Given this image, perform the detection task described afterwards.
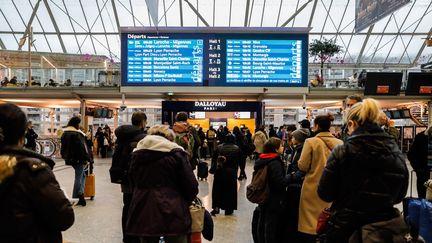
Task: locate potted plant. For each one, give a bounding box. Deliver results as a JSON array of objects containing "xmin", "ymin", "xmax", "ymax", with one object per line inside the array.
[{"xmin": 309, "ymin": 38, "xmax": 343, "ymax": 86}]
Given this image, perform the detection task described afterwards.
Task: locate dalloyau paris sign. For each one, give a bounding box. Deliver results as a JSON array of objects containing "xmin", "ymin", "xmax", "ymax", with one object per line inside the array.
[{"xmin": 194, "ymin": 101, "xmax": 227, "ymax": 110}]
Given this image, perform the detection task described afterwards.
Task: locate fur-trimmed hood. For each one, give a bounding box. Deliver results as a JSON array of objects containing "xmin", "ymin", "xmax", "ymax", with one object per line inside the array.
[
  {"xmin": 62, "ymin": 126, "xmax": 86, "ymax": 137},
  {"xmin": 134, "ymin": 135, "xmax": 184, "ymax": 153}
]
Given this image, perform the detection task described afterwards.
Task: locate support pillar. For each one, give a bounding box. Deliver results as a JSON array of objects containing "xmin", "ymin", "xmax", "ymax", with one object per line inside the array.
[
  {"xmin": 80, "ymin": 99, "xmax": 87, "ymax": 132},
  {"xmin": 428, "ymin": 101, "xmax": 432, "ymax": 127},
  {"xmin": 114, "ymin": 109, "xmax": 119, "ymax": 130}
]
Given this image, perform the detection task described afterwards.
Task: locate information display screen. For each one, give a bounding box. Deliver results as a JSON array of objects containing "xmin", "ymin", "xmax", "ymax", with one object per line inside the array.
[{"xmin": 121, "ymin": 28, "xmax": 308, "ymax": 87}]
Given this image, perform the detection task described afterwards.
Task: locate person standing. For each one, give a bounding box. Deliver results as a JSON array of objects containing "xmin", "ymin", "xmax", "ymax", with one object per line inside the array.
[
  {"xmin": 0, "ymin": 103, "xmax": 74, "ymax": 243},
  {"xmin": 210, "ymin": 134, "xmax": 241, "ymax": 216},
  {"xmin": 297, "ymin": 114, "xmax": 343, "ymax": 243},
  {"xmin": 255, "ymin": 137, "xmax": 289, "ymax": 243},
  {"xmin": 24, "ymin": 121, "xmax": 38, "ymax": 151},
  {"xmin": 318, "ymin": 99, "xmax": 408, "ymax": 242},
  {"xmin": 341, "ymin": 95, "xmax": 363, "ymax": 142},
  {"xmin": 253, "ymin": 126, "xmax": 268, "ymax": 156},
  {"xmin": 285, "ymin": 128, "xmax": 310, "ymax": 243},
  {"xmin": 95, "ymin": 127, "xmax": 104, "ymax": 156},
  {"xmin": 269, "ymin": 125, "xmax": 277, "ymax": 138},
  {"xmin": 61, "ymin": 116, "xmax": 91, "ymax": 206},
  {"xmin": 207, "ymin": 126, "xmax": 217, "ymax": 158},
  {"xmin": 197, "ymin": 127, "xmax": 206, "ymax": 159},
  {"xmin": 126, "ymin": 125, "xmax": 198, "ymax": 243},
  {"xmin": 173, "ymin": 112, "xmax": 201, "ymax": 170},
  {"xmin": 233, "ymin": 126, "xmax": 248, "ymax": 180},
  {"xmin": 408, "ymin": 125, "xmax": 432, "ymax": 199},
  {"xmin": 111, "ymin": 112, "xmax": 147, "ymax": 243}
]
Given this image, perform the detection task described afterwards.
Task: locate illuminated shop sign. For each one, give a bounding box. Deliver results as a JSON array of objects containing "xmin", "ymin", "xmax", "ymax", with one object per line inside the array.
[{"xmin": 194, "ymin": 101, "xmax": 227, "ymax": 110}]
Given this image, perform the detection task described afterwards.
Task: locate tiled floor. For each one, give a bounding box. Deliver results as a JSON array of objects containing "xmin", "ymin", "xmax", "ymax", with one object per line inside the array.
[{"xmin": 55, "ymin": 157, "xmax": 417, "ymax": 243}]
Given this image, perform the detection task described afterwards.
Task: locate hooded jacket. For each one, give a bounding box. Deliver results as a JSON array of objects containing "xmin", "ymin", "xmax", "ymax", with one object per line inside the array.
[
  {"xmin": 110, "ymin": 125, "xmax": 145, "ymax": 187},
  {"xmin": 126, "ymin": 135, "xmax": 199, "ymax": 237},
  {"xmin": 60, "ymin": 126, "xmax": 90, "ymax": 165},
  {"xmin": 0, "ymin": 147, "xmax": 74, "ymax": 243}
]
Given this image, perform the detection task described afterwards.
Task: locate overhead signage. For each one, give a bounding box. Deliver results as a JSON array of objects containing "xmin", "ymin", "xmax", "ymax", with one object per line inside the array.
[
  {"xmin": 121, "ymin": 28, "xmax": 309, "ymax": 87},
  {"xmin": 194, "ymin": 101, "xmax": 227, "ymax": 111},
  {"xmin": 355, "ymin": 0, "xmax": 410, "ymax": 33}
]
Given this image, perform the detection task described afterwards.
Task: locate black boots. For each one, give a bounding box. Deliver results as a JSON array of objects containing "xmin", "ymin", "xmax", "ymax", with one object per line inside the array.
[{"xmin": 76, "ymin": 195, "xmax": 86, "ymax": 206}]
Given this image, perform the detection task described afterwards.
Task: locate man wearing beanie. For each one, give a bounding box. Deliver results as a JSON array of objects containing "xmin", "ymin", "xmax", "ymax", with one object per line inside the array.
[{"xmin": 285, "ymin": 128, "xmax": 310, "ymax": 242}]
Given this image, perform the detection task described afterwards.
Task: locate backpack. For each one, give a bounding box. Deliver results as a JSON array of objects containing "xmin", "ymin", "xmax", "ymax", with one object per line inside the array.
[
  {"xmin": 175, "ymin": 131, "xmax": 195, "ymax": 159},
  {"xmin": 207, "ymin": 129, "xmax": 216, "ymax": 139},
  {"xmin": 246, "ymin": 165, "xmax": 270, "ymax": 204}
]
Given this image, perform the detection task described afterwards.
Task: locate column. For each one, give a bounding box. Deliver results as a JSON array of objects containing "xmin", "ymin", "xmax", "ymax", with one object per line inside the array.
[
  {"xmin": 114, "ymin": 109, "xmax": 119, "ymax": 130},
  {"xmin": 428, "ymin": 101, "xmax": 432, "ymax": 127},
  {"xmin": 80, "ymin": 99, "xmax": 87, "ymax": 132}
]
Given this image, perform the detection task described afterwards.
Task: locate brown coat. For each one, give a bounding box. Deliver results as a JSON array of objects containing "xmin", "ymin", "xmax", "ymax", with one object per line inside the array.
[{"xmin": 297, "ymin": 132, "xmax": 343, "ymax": 235}]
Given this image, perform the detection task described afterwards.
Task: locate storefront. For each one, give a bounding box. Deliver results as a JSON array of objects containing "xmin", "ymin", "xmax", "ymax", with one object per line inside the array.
[{"xmin": 162, "ymin": 101, "xmax": 264, "ymax": 132}]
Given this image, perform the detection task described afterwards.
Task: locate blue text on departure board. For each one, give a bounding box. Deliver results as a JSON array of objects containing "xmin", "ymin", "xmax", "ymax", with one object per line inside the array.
[
  {"xmin": 127, "ymin": 39, "xmax": 203, "ymax": 83},
  {"xmin": 226, "ymin": 40, "xmax": 302, "ymax": 84}
]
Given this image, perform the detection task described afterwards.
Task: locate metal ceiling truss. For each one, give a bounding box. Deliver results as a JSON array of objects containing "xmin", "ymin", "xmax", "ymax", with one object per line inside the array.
[
  {"xmin": 0, "ymin": 9, "xmax": 20, "ymax": 46},
  {"xmin": 0, "ymin": 38, "xmax": 6, "ymax": 49},
  {"xmin": 96, "ymin": 0, "xmax": 112, "ymax": 60},
  {"xmin": 16, "ymin": 0, "xmax": 41, "ymax": 51},
  {"xmin": 43, "ymin": 0, "xmax": 66, "ymax": 53},
  {"xmin": 280, "ymin": 0, "xmax": 312, "ymax": 27},
  {"xmin": 28, "ymin": 0, "xmax": 52, "ymax": 52},
  {"xmin": 369, "ymin": 14, "xmax": 393, "ymax": 62},
  {"xmin": 319, "ymin": 0, "xmax": 333, "ymax": 41},
  {"xmin": 398, "ymin": 1, "xmax": 432, "ymax": 64},
  {"xmin": 248, "ymin": 0, "xmax": 255, "ymax": 27},
  {"xmin": 162, "ymin": 0, "xmax": 168, "ymax": 26},
  {"xmin": 213, "ymin": 0, "xmax": 216, "ymax": 26},
  {"xmin": 383, "ymin": 2, "xmax": 416, "ymax": 64},
  {"xmin": 356, "ymin": 25, "xmax": 374, "ymax": 65},
  {"xmin": 78, "ymin": 0, "xmax": 97, "ymax": 54},
  {"xmin": 308, "ymin": 0, "xmax": 318, "ymax": 28},
  {"xmin": 179, "ymin": 0, "xmax": 184, "ymax": 27},
  {"xmin": 110, "ymin": 0, "xmax": 121, "ymax": 37},
  {"xmin": 129, "ymin": 0, "xmax": 136, "ymax": 26},
  {"xmin": 229, "ymin": 0, "xmax": 233, "ymax": 27},
  {"xmin": 61, "ymin": 0, "xmax": 81, "ymax": 54},
  {"xmin": 183, "ymin": 0, "xmax": 210, "ymax": 27},
  {"xmin": 292, "ymin": 0, "xmax": 300, "ymax": 27},
  {"xmin": 260, "ymin": 0, "xmax": 267, "ymax": 27},
  {"xmin": 275, "ymin": 0, "xmax": 283, "ymax": 27}
]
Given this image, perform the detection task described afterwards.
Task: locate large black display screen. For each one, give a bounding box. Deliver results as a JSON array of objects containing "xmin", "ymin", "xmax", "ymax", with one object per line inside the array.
[{"xmin": 121, "ymin": 28, "xmax": 308, "ymax": 87}]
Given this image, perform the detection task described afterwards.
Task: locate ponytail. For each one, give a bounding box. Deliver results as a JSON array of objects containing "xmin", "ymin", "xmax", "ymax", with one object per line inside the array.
[
  {"xmin": 347, "ymin": 98, "xmax": 381, "ymax": 125},
  {"xmin": 314, "ymin": 113, "xmax": 335, "ymax": 132}
]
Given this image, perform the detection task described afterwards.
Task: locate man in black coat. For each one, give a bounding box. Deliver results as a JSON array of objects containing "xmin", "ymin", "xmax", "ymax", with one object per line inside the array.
[
  {"xmin": 408, "ymin": 127, "xmax": 432, "ymax": 198},
  {"xmin": 24, "ymin": 121, "xmax": 38, "ymax": 151},
  {"xmin": 110, "ymin": 112, "xmax": 147, "ymax": 243}
]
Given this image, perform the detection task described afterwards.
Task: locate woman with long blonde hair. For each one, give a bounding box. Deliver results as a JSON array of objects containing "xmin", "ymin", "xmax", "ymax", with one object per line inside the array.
[{"xmin": 317, "ymin": 98, "xmax": 408, "ymax": 243}]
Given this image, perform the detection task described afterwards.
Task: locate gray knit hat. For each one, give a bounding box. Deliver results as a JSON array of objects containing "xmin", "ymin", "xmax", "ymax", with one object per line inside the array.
[{"xmin": 292, "ymin": 128, "xmax": 310, "ymax": 143}]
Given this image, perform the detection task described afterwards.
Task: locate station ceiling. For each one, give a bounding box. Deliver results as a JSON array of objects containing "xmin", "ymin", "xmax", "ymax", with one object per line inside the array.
[{"xmin": 0, "ymin": 0, "xmax": 432, "ymax": 68}]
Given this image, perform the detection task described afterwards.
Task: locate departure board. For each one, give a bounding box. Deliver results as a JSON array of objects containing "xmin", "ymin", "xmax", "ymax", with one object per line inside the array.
[{"xmin": 121, "ymin": 28, "xmax": 309, "ymax": 87}]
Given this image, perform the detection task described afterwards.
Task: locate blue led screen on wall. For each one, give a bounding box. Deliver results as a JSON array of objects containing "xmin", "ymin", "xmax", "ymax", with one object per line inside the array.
[{"xmin": 121, "ymin": 28, "xmax": 309, "ymax": 87}]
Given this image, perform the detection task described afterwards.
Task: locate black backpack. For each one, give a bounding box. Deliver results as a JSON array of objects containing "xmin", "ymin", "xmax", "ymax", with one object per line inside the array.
[{"xmin": 110, "ymin": 133, "xmax": 144, "ymax": 184}]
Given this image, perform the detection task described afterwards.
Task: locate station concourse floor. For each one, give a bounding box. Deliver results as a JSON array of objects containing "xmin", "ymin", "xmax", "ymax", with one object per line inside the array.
[{"xmin": 55, "ymin": 157, "xmax": 416, "ymax": 243}]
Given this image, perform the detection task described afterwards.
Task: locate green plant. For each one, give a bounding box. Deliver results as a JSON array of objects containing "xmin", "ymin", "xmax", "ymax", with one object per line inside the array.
[{"xmin": 309, "ymin": 38, "xmax": 343, "ymax": 85}]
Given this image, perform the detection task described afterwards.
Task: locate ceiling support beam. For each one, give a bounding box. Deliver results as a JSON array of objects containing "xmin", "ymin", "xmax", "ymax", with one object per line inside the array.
[
  {"xmin": 244, "ymin": 0, "xmax": 251, "ymax": 27},
  {"xmin": 319, "ymin": 0, "xmax": 333, "ymax": 40},
  {"xmin": 96, "ymin": 0, "xmax": 112, "ymax": 60},
  {"xmin": 78, "ymin": 0, "xmax": 97, "ymax": 54},
  {"xmin": 0, "ymin": 9, "xmax": 19, "ymax": 46},
  {"xmin": 183, "ymin": 0, "xmax": 210, "ymax": 27},
  {"xmin": 275, "ymin": 0, "xmax": 283, "ymax": 26},
  {"xmin": 179, "ymin": 0, "xmax": 184, "ymax": 27},
  {"xmin": 260, "ymin": 0, "xmax": 267, "ymax": 27},
  {"xmin": 111, "ymin": 0, "xmax": 121, "ymax": 37},
  {"xmin": 308, "ymin": 0, "xmax": 318, "ymax": 28},
  {"xmin": 0, "ymin": 38, "xmax": 6, "ymax": 49},
  {"xmin": 356, "ymin": 25, "xmax": 374, "ymax": 65},
  {"xmin": 280, "ymin": 0, "xmax": 312, "ymax": 27},
  {"xmin": 370, "ymin": 14, "xmax": 393, "ymax": 62},
  {"xmin": 413, "ymin": 27, "xmax": 432, "ymax": 65},
  {"xmin": 29, "ymin": 0, "xmax": 52, "ymax": 52},
  {"xmin": 43, "ymin": 0, "xmax": 66, "ymax": 53},
  {"xmin": 18, "ymin": 0, "xmax": 41, "ymax": 50}
]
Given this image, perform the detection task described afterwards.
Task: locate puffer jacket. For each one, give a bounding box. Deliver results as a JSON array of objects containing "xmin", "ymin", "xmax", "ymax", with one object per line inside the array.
[
  {"xmin": 211, "ymin": 143, "xmax": 241, "ymax": 172},
  {"xmin": 126, "ymin": 135, "xmax": 199, "ymax": 237},
  {"xmin": 254, "ymin": 153, "xmax": 288, "ymax": 210},
  {"xmin": 60, "ymin": 126, "xmax": 90, "ymax": 165},
  {"xmin": 0, "ymin": 147, "xmax": 74, "ymax": 243},
  {"xmin": 110, "ymin": 125, "xmax": 145, "ymax": 187},
  {"xmin": 318, "ymin": 123, "xmax": 408, "ymax": 240}
]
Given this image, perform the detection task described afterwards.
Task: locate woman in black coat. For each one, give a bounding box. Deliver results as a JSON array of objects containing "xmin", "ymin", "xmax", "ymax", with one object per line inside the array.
[
  {"xmin": 233, "ymin": 126, "xmax": 248, "ymax": 180},
  {"xmin": 0, "ymin": 103, "xmax": 74, "ymax": 243},
  {"xmin": 255, "ymin": 137, "xmax": 289, "ymax": 243},
  {"xmin": 210, "ymin": 134, "xmax": 241, "ymax": 216},
  {"xmin": 318, "ymin": 99, "xmax": 408, "ymax": 243},
  {"xmin": 127, "ymin": 125, "xmax": 198, "ymax": 242}
]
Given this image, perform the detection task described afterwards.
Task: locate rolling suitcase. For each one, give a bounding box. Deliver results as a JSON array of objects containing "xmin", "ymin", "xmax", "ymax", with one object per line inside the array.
[
  {"xmin": 197, "ymin": 161, "xmax": 208, "ymax": 180},
  {"xmin": 84, "ymin": 166, "xmax": 95, "ymax": 200}
]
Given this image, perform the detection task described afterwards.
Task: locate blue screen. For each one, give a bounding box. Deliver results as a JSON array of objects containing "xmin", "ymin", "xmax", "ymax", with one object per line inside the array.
[{"xmin": 121, "ymin": 30, "xmax": 308, "ymax": 87}]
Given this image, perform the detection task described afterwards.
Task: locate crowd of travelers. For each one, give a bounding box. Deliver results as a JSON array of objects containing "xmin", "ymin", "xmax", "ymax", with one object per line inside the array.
[{"xmin": 0, "ymin": 94, "xmax": 431, "ymax": 243}]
